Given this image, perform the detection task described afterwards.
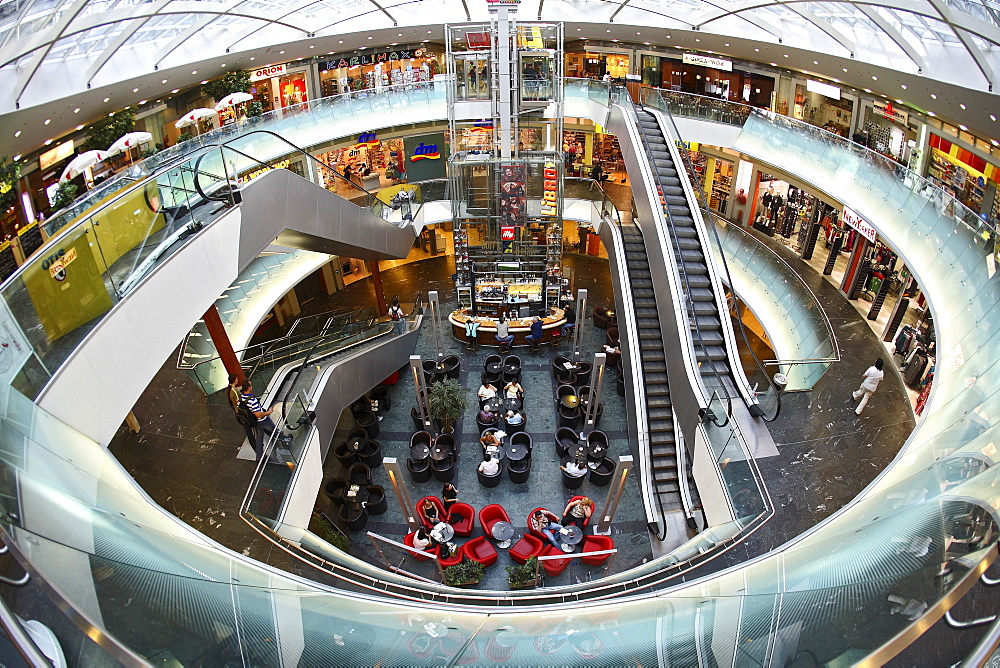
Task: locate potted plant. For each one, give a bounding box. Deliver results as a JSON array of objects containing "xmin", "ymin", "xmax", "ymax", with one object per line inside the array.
[
  {"xmin": 427, "ymin": 377, "xmax": 467, "ymax": 433},
  {"xmin": 444, "ymin": 558, "xmax": 484, "ymax": 587},
  {"xmin": 507, "ymin": 557, "xmax": 540, "ymax": 590}
]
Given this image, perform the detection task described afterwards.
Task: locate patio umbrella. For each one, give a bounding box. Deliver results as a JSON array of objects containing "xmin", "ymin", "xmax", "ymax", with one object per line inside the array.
[
  {"xmin": 59, "ymin": 150, "xmax": 108, "ymax": 182},
  {"xmin": 214, "ymin": 92, "xmax": 254, "ymax": 110},
  {"xmin": 174, "ymin": 107, "xmax": 218, "ymax": 134},
  {"xmin": 107, "ymin": 131, "xmax": 153, "ymax": 165}
]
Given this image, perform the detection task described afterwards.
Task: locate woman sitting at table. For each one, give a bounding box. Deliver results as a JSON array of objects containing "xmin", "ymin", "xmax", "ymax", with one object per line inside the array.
[
  {"xmin": 478, "ymin": 381, "xmax": 498, "ymax": 402},
  {"xmin": 480, "ymin": 429, "xmax": 501, "ymax": 452},
  {"xmin": 561, "ymin": 497, "xmax": 595, "ymax": 527},
  {"xmin": 533, "ymin": 509, "xmax": 564, "ymax": 549},
  {"xmin": 421, "ymin": 498, "xmax": 442, "ymax": 526},
  {"xmin": 504, "ymin": 380, "xmax": 524, "ymax": 400},
  {"xmin": 478, "ymin": 453, "xmax": 500, "ymax": 476},
  {"xmin": 412, "ymin": 527, "xmax": 437, "ymax": 551}
]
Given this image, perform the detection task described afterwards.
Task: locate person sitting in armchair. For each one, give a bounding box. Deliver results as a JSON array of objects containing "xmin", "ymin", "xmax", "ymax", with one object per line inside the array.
[
  {"xmin": 478, "ymin": 381, "xmax": 498, "ymax": 403},
  {"xmin": 504, "ymin": 380, "xmax": 524, "ymax": 400},
  {"xmin": 532, "ymin": 509, "xmax": 564, "ymax": 549},
  {"xmin": 561, "ymin": 497, "xmax": 595, "ymax": 527},
  {"xmin": 477, "ymin": 406, "xmax": 499, "ymax": 425}
]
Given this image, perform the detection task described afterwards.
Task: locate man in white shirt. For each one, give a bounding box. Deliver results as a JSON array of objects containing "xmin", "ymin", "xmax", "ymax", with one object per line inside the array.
[
  {"xmin": 852, "ymin": 358, "xmax": 884, "ymax": 415},
  {"xmin": 561, "ymin": 459, "xmax": 587, "ymax": 478},
  {"xmin": 478, "ymin": 382, "xmax": 497, "ymax": 402},
  {"xmin": 478, "ymin": 454, "xmax": 499, "ymax": 476}
]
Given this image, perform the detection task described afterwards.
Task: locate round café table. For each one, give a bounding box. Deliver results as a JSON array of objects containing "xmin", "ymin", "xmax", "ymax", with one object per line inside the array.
[
  {"xmin": 503, "ymin": 397, "xmax": 522, "ymax": 412},
  {"xmin": 410, "ymin": 442, "xmax": 431, "ymax": 461},
  {"xmin": 559, "ymin": 524, "xmax": 583, "ymax": 552},
  {"xmin": 505, "ymin": 442, "xmax": 528, "ymax": 462},
  {"xmin": 567, "ymin": 443, "xmax": 587, "ymax": 461},
  {"xmin": 502, "ymin": 363, "xmax": 519, "ymax": 377},
  {"xmin": 483, "ymin": 397, "xmax": 503, "ymax": 414},
  {"xmin": 430, "ymin": 443, "xmax": 453, "ymax": 461},
  {"xmin": 560, "ymin": 395, "xmax": 579, "ymax": 409},
  {"xmin": 588, "ymin": 441, "xmax": 608, "ymax": 460},
  {"xmin": 485, "ymin": 361, "xmax": 502, "ymax": 375},
  {"xmin": 491, "ymin": 520, "xmax": 515, "ymax": 549},
  {"xmin": 431, "ymin": 522, "xmax": 455, "ymax": 543},
  {"xmin": 344, "ymin": 484, "xmax": 369, "ymax": 508}
]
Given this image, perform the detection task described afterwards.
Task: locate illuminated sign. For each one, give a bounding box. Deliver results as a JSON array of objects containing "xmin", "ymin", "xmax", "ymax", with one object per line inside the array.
[
  {"xmin": 873, "ymin": 100, "xmax": 908, "ymax": 126},
  {"xmin": 39, "ymin": 140, "xmax": 75, "ymax": 171},
  {"xmin": 410, "ymin": 142, "xmax": 441, "ymax": 161},
  {"xmin": 682, "ymin": 54, "xmax": 733, "ymax": 72},
  {"xmin": 500, "ymin": 226, "xmax": 515, "ymax": 241},
  {"xmin": 541, "ymin": 161, "xmax": 558, "ymax": 217},
  {"xmin": 356, "ymin": 132, "xmax": 379, "ymax": 147},
  {"xmin": 250, "ymin": 64, "xmax": 287, "ymax": 81},
  {"xmin": 841, "ymin": 206, "xmax": 876, "ymax": 244},
  {"xmin": 806, "ymin": 80, "xmax": 841, "ymax": 100},
  {"xmin": 323, "ymin": 50, "xmax": 419, "ymax": 70}
]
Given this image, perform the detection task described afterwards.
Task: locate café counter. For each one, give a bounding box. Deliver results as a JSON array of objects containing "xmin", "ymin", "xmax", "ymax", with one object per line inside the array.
[{"xmin": 448, "ymin": 307, "xmax": 566, "ymax": 346}]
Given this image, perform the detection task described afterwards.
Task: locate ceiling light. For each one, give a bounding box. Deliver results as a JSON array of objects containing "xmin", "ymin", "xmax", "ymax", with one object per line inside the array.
[
  {"xmin": 108, "ymin": 112, "xmax": 114, "ymax": 117},
  {"xmin": 871, "ymin": 76, "xmax": 877, "ymax": 80},
  {"xmin": 12, "ymin": 155, "xmax": 19, "ymax": 161},
  {"xmin": 612, "ymin": 39, "xmax": 618, "ymax": 42},
  {"xmin": 133, "ymin": 87, "xmax": 139, "ymax": 93},
  {"xmin": 725, "ymin": 43, "xmax": 730, "ymax": 47},
  {"xmin": 310, "ymin": 45, "xmax": 315, "ymax": 48},
  {"xmin": 398, "ymin": 33, "xmax": 403, "ymax": 37},
  {"xmin": 842, "ymin": 67, "xmax": 847, "ymax": 72},
  {"xmin": 931, "ymin": 93, "xmax": 937, "ymax": 99},
  {"xmin": 928, "ymin": 112, "xmax": 935, "ymax": 117},
  {"xmin": 960, "ymin": 124, "xmax": 968, "ymax": 130},
  {"xmin": 139, "ymin": 100, "xmax": 146, "ymax": 105},
  {"xmin": 991, "ymin": 114, "xmax": 997, "ymax": 121},
  {"xmin": 220, "ymin": 64, "xmax": 226, "ymax": 67},
  {"xmin": 636, "ymin": 32, "xmax": 641, "ymax": 35},
  {"xmin": 813, "ymin": 60, "xmax": 819, "ymax": 65},
  {"xmin": 76, "ymin": 125, "xmax": 84, "ymax": 130},
  {"xmin": 171, "ymin": 89, "xmax": 179, "ymax": 93},
  {"xmin": 960, "ymin": 103, "xmax": 967, "ymax": 110},
  {"xmin": 770, "ymin": 63, "xmax": 777, "ymax": 66},
  {"xmin": 280, "ymin": 50, "xmax": 285, "ymax": 53},
  {"xmin": 576, "ymin": 28, "xmax": 582, "ymax": 31},
  {"xmin": 695, "ymin": 38, "xmax": 700, "ymax": 42},
  {"xmin": 992, "ymin": 139, "xmax": 998, "ymax": 146},
  {"xmin": 44, "ymin": 119, "xmax": 50, "ymax": 125},
  {"xmin": 249, "ymin": 57, "xmax": 254, "ymax": 60},
  {"xmin": 13, "ymin": 131, "xmax": 20, "ymax": 137},
  {"xmin": 161, "ymin": 79, "xmax": 167, "ymax": 83},
  {"xmin": 754, "ymin": 48, "xmax": 759, "ymax": 52},
  {"xmin": 896, "ymin": 99, "xmax": 903, "ymax": 103},
  {"xmin": 191, "ymin": 70, "xmax": 197, "ymax": 75},
  {"xmin": 367, "ymin": 36, "xmax": 372, "ymax": 40},
  {"xmin": 783, "ymin": 54, "xmax": 788, "ymax": 58},
  {"xmin": 44, "ymin": 139, "xmax": 52, "ymax": 145},
  {"xmin": 864, "ymin": 88, "xmax": 871, "ymax": 93},
  {"xmin": 901, "ymin": 84, "xmax": 907, "ymax": 89},
  {"xmin": 833, "ymin": 78, "xmax": 840, "ymax": 83},
  {"xmin": 201, "ymin": 80, "xmax": 208, "ymax": 84},
  {"xmin": 104, "ymin": 97, "xmax": 110, "ymax": 102},
  {"xmin": 644, "ymin": 42, "xmax": 650, "ymax": 45},
  {"xmin": 73, "ymin": 108, "xmax": 80, "ymax": 113}
]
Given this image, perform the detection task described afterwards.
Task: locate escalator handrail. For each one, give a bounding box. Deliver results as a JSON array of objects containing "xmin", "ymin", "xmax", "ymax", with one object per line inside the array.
[
  {"xmin": 613, "ymin": 89, "xmax": 733, "ymax": 410},
  {"xmin": 644, "ymin": 89, "xmax": 780, "ymax": 418}
]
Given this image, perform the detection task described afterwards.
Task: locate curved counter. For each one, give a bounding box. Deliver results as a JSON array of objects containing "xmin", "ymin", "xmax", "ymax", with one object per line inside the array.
[{"xmin": 448, "ymin": 307, "xmax": 566, "ymax": 346}]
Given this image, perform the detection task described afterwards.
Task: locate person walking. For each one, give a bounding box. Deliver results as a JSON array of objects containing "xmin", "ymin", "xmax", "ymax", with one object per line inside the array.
[
  {"xmin": 388, "ymin": 296, "xmax": 405, "ymax": 335},
  {"xmin": 852, "ymin": 358, "xmax": 884, "ymax": 415},
  {"xmin": 240, "ymin": 379, "xmax": 277, "ymax": 461}
]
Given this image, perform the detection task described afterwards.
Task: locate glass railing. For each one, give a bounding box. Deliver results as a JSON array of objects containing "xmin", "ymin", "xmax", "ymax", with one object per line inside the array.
[{"xmin": 711, "ymin": 215, "xmax": 839, "ymax": 391}]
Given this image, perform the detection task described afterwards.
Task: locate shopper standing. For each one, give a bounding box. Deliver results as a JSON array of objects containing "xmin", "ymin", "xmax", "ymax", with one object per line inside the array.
[
  {"xmin": 852, "ymin": 358, "xmax": 884, "ymax": 415},
  {"xmin": 388, "ymin": 296, "xmax": 405, "ymax": 335}
]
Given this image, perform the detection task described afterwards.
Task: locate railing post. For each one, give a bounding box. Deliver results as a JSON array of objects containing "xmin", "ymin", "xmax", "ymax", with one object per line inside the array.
[
  {"xmin": 410, "ymin": 356, "xmax": 432, "ymax": 430},
  {"xmin": 384, "ymin": 458, "xmax": 420, "ymax": 532},
  {"xmin": 593, "ymin": 455, "xmax": 632, "ymax": 535},
  {"xmin": 572, "ymin": 288, "xmax": 587, "ymax": 362},
  {"xmin": 428, "ymin": 290, "xmax": 444, "ymax": 359},
  {"xmin": 583, "ymin": 352, "xmax": 606, "ymax": 431}
]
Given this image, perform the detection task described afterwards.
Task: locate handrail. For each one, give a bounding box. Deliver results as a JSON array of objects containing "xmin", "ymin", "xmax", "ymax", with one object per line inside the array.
[
  {"xmin": 641, "ymin": 88, "xmax": 780, "ymax": 419},
  {"xmin": 612, "ymin": 88, "xmax": 733, "ymax": 414}
]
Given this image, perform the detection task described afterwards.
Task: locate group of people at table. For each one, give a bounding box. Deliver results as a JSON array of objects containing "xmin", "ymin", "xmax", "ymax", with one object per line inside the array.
[{"xmin": 476, "ymin": 376, "xmax": 526, "ymax": 475}]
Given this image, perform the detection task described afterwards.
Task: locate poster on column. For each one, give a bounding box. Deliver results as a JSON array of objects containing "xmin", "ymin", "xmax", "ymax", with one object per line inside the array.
[
  {"xmin": 499, "ymin": 164, "xmax": 526, "ymax": 227},
  {"xmin": 404, "ymin": 133, "xmax": 447, "ymax": 181}
]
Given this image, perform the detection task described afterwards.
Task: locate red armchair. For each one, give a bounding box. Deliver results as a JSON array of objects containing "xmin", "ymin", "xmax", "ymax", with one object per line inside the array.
[
  {"xmin": 565, "ymin": 495, "xmax": 593, "ymax": 527},
  {"xmin": 449, "ymin": 502, "xmax": 476, "ymax": 536},
  {"xmin": 439, "ymin": 546, "xmax": 464, "ymax": 568},
  {"xmin": 508, "ymin": 534, "xmax": 545, "ymax": 565},
  {"xmin": 417, "ymin": 496, "xmax": 445, "ymax": 529},
  {"xmin": 478, "ymin": 504, "xmax": 511, "ymax": 539},
  {"xmin": 404, "ymin": 532, "xmax": 440, "ymax": 561},
  {"xmin": 462, "ymin": 536, "xmax": 498, "ymax": 567},
  {"xmin": 580, "ymin": 534, "xmax": 615, "ymax": 565},
  {"xmin": 540, "ymin": 544, "xmax": 572, "ymax": 576},
  {"xmin": 527, "ymin": 507, "xmax": 559, "ymax": 541}
]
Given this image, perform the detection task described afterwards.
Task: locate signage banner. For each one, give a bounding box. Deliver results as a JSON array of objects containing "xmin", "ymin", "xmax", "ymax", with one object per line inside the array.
[
  {"xmin": 500, "ymin": 226, "xmax": 516, "ymax": 254},
  {"xmin": 806, "ymin": 79, "xmax": 841, "ymax": 100},
  {"xmin": 842, "ymin": 206, "xmax": 877, "ymax": 244},
  {"xmin": 873, "ymin": 100, "xmax": 908, "ymax": 126},
  {"xmin": 682, "ymin": 53, "xmax": 733, "ymax": 72},
  {"xmin": 39, "ymin": 140, "xmax": 74, "ymax": 171},
  {"xmin": 323, "ymin": 49, "xmax": 422, "ymax": 70},
  {"xmin": 541, "ymin": 160, "xmax": 559, "ymax": 218},
  {"xmin": 250, "ymin": 64, "xmax": 287, "ymax": 81},
  {"xmin": 499, "ymin": 164, "xmax": 526, "ymax": 228},
  {"xmin": 403, "ymin": 133, "xmax": 447, "ymax": 181},
  {"xmin": 0, "ymin": 300, "xmax": 32, "ymax": 387}
]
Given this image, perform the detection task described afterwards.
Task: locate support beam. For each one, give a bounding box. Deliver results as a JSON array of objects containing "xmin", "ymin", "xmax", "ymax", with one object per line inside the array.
[{"xmin": 202, "ymin": 304, "xmax": 244, "ymax": 384}]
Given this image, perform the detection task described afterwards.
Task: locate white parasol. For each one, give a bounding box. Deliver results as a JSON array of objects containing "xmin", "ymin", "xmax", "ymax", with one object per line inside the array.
[
  {"xmin": 214, "ymin": 92, "xmax": 254, "ymax": 110},
  {"xmin": 106, "ymin": 131, "xmax": 153, "ymax": 157},
  {"xmin": 59, "ymin": 150, "xmax": 108, "ymax": 182},
  {"xmin": 174, "ymin": 107, "xmax": 218, "ymax": 129}
]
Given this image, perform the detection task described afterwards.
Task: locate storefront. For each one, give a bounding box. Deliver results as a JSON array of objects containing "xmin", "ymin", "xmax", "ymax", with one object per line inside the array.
[
  {"xmin": 927, "ymin": 133, "xmax": 1000, "ymax": 222},
  {"xmin": 319, "ymin": 47, "xmax": 440, "ymax": 96},
  {"xmin": 682, "ymin": 143, "xmax": 736, "ymax": 213},
  {"xmin": 640, "ymin": 53, "xmax": 775, "ymax": 109},
  {"xmin": 790, "ymin": 80, "xmax": 854, "ymax": 137},
  {"xmin": 250, "ymin": 63, "xmax": 312, "ymax": 113},
  {"xmin": 858, "ymin": 100, "xmax": 915, "ymax": 163},
  {"xmin": 565, "ymin": 48, "xmax": 629, "ymax": 80},
  {"xmin": 316, "ymin": 133, "xmax": 409, "ymax": 194}
]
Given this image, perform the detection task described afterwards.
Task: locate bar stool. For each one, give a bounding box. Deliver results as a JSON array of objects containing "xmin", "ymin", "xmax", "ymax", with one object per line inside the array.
[{"xmin": 498, "ymin": 338, "xmax": 512, "ymax": 354}]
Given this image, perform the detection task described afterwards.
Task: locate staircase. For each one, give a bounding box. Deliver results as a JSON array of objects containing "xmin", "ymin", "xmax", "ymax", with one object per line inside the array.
[
  {"xmin": 635, "ymin": 109, "xmax": 736, "ymax": 399},
  {"xmin": 619, "ymin": 221, "xmax": 682, "ymax": 515}
]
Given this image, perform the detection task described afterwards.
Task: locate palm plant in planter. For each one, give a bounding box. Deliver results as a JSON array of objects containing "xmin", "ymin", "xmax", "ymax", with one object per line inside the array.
[
  {"xmin": 428, "ymin": 377, "xmax": 468, "ymax": 433},
  {"xmin": 507, "ymin": 557, "xmax": 539, "ymax": 590},
  {"xmin": 443, "ymin": 558, "xmax": 484, "ymax": 586}
]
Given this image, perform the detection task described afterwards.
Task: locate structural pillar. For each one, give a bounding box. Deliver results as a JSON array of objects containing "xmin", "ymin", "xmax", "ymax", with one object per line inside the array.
[
  {"xmin": 368, "ymin": 260, "xmax": 387, "ymax": 315},
  {"xmin": 202, "ymin": 304, "xmax": 244, "ymax": 384}
]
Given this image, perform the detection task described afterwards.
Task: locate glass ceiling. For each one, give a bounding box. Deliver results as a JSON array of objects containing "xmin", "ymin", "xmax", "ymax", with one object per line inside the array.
[{"xmin": 0, "ymin": 0, "xmax": 999, "ymax": 108}]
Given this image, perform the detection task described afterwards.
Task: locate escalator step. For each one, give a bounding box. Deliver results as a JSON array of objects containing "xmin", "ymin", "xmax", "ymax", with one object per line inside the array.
[
  {"xmin": 647, "ymin": 385, "xmax": 670, "ymax": 396},
  {"xmin": 690, "ymin": 287, "xmax": 715, "ymax": 301},
  {"xmin": 675, "ymin": 227, "xmax": 698, "ymax": 238},
  {"xmin": 696, "ymin": 330, "xmax": 725, "ymax": 345},
  {"xmin": 677, "ymin": 237, "xmax": 701, "ymax": 251},
  {"xmin": 695, "ymin": 315, "xmax": 722, "ymax": 329},
  {"xmin": 697, "ymin": 345, "xmax": 728, "ymax": 361},
  {"xmin": 642, "ymin": 350, "xmax": 665, "ymax": 362},
  {"xmin": 687, "ymin": 275, "xmax": 711, "ymax": 288},
  {"xmin": 636, "ymin": 307, "xmax": 658, "ymax": 318},
  {"xmin": 645, "ymin": 372, "xmax": 668, "ymax": 383},
  {"xmin": 647, "ymin": 397, "xmax": 672, "ymax": 409},
  {"xmin": 648, "ymin": 407, "xmax": 673, "ymax": 420},
  {"xmin": 679, "ymin": 249, "xmax": 705, "ymax": 262},
  {"xmin": 637, "ymin": 317, "xmax": 659, "ymax": 328},
  {"xmin": 692, "ymin": 301, "xmax": 718, "ymax": 316},
  {"xmin": 684, "ymin": 261, "xmax": 708, "ymax": 275},
  {"xmin": 639, "ymin": 330, "xmax": 662, "ymax": 340},
  {"xmin": 635, "ymin": 298, "xmax": 657, "ymax": 307}
]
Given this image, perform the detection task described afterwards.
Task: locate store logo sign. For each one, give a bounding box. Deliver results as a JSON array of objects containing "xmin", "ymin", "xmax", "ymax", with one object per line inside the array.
[
  {"xmin": 541, "ymin": 161, "xmax": 558, "ymax": 217},
  {"xmin": 682, "ymin": 53, "xmax": 733, "ymax": 72},
  {"xmin": 842, "ymin": 206, "xmax": 876, "ymax": 244},
  {"xmin": 410, "ymin": 142, "xmax": 441, "ymax": 161},
  {"xmin": 500, "ymin": 226, "xmax": 515, "ymax": 241},
  {"xmin": 325, "ymin": 51, "xmax": 415, "ymax": 70},
  {"xmin": 42, "ymin": 247, "xmax": 77, "ymax": 282},
  {"xmin": 873, "ymin": 100, "xmax": 908, "ymax": 126},
  {"xmin": 356, "ymin": 132, "xmax": 379, "ymax": 147},
  {"xmin": 250, "ymin": 64, "xmax": 286, "ymax": 81}
]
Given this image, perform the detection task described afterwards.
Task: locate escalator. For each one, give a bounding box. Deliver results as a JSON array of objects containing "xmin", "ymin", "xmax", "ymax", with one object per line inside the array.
[
  {"xmin": 617, "ymin": 221, "xmax": 683, "ymax": 514},
  {"xmin": 634, "ymin": 109, "xmax": 737, "ymax": 401}
]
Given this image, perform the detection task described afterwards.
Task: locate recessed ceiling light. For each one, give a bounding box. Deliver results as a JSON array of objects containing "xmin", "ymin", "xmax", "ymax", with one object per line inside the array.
[
  {"xmin": 339, "ymin": 40, "xmax": 344, "ymax": 43},
  {"xmin": 611, "ymin": 39, "xmax": 619, "ymax": 42},
  {"xmin": 783, "ymin": 54, "xmax": 788, "ymax": 58},
  {"xmin": 73, "ymin": 108, "xmax": 80, "ymax": 113},
  {"xmin": 991, "ymin": 114, "xmax": 997, "ymax": 121},
  {"xmin": 992, "ymin": 139, "xmax": 998, "ymax": 146},
  {"xmin": 133, "ymin": 87, "xmax": 139, "ymax": 92},
  {"xmin": 280, "ymin": 50, "xmax": 285, "ymax": 53},
  {"xmin": 960, "ymin": 103, "xmax": 967, "ymax": 110},
  {"xmin": 139, "ymin": 100, "xmax": 146, "ymax": 104},
  {"xmin": 309, "ymin": 45, "xmax": 315, "ymax": 48},
  {"xmin": 108, "ymin": 112, "xmax": 114, "ymax": 117},
  {"xmin": 13, "ymin": 155, "xmax": 19, "ymax": 161},
  {"xmin": 960, "ymin": 124, "xmax": 967, "ymax": 130},
  {"xmin": 191, "ymin": 70, "xmax": 197, "ymax": 75},
  {"xmin": 770, "ymin": 63, "xmax": 777, "ymax": 66},
  {"xmin": 398, "ymin": 33, "xmax": 403, "ymax": 37},
  {"xmin": 833, "ymin": 78, "xmax": 840, "ymax": 83},
  {"xmin": 842, "ymin": 67, "xmax": 847, "ymax": 72},
  {"xmin": 577, "ymin": 28, "xmax": 582, "ymax": 31},
  {"xmin": 901, "ymin": 84, "xmax": 907, "ymax": 89},
  {"xmin": 606, "ymin": 29, "xmax": 611, "ymax": 32},
  {"xmin": 754, "ymin": 48, "xmax": 759, "ymax": 52},
  {"xmin": 220, "ymin": 64, "xmax": 226, "ymax": 67},
  {"xmin": 864, "ymin": 88, "xmax": 871, "ymax": 93},
  {"xmin": 44, "ymin": 139, "xmax": 52, "ymax": 145},
  {"xmin": 871, "ymin": 75, "xmax": 877, "ymax": 80},
  {"xmin": 171, "ymin": 89, "xmax": 179, "ymax": 93},
  {"xmin": 250, "ymin": 57, "xmax": 254, "ymax": 60},
  {"xmin": 930, "ymin": 93, "xmax": 937, "ymax": 99},
  {"xmin": 813, "ymin": 60, "xmax": 819, "ymax": 65},
  {"xmin": 725, "ymin": 43, "xmax": 730, "ymax": 47},
  {"xmin": 104, "ymin": 97, "xmax": 110, "ymax": 102},
  {"xmin": 896, "ymin": 99, "xmax": 903, "ymax": 103},
  {"xmin": 695, "ymin": 38, "xmax": 700, "ymax": 42},
  {"xmin": 201, "ymin": 80, "xmax": 208, "ymax": 84},
  {"xmin": 44, "ymin": 119, "xmax": 50, "ymax": 125},
  {"xmin": 13, "ymin": 131, "xmax": 20, "ymax": 137},
  {"xmin": 161, "ymin": 79, "xmax": 167, "ymax": 83},
  {"xmin": 928, "ymin": 112, "xmax": 935, "ymax": 117},
  {"xmin": 636, "ymin": 32, "xmax": 641, "ymax": 35},
  {"xmin": 644, "ymin": 42, "xmax": 650, "ymax": 45}
]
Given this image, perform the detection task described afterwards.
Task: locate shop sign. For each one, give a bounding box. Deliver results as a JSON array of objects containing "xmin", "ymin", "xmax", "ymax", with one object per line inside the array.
[
  {"xmin": 873, "ymin": 100, "xmax": 908, "ymax": 126},
  {"xmin": 356, "ymin": 132, "xmax": 378, "ymax": 147},
  {"xmin": 250, "ymin": 64, "xmax": 286, "ymax": 81},
  {"xmin": 841, "ymin": 206, "xmax": 876, "ymax": 244},
  {"xmin": 324, "ymin": 50, "xmax": 418, "ymax": 70},
  {"xmin": 466, "ymin": 32, "xmax": 491, "ymax": 49},
  {"xmin": 682, "ymin": 53, "xmax": 732, "ymax": 72},
  {"xmin": 239, "ymin": 159, "xmax": 291, "ymax": 183},
  {"xmin": 806, "ymin": 79, "xmax": 841, "ymax": 100},
  {"xmin": 410, "ymin": 142, "xmax": 441, "ymax": 161},
  {"xmin": 500, "ymin": 226, "xmax": 515, "ymax": 254},
  {"xmin": 541, "ymin": 161, "xmax": 558, "ymax": 217},
  {"xmin": 39, "ymin": 140, "xmax": 74, "ymax": 171}
]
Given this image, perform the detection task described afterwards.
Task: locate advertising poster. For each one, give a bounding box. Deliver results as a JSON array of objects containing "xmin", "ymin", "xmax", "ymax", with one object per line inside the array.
[
  {"xmin": 500, "ymin": 225, "xmax": 516, "ymax": 254},
  {"xmin": 403, "ymin": 133, "xmax": 447, "ymax": 181},
  {"xmin": 499, "ymin": 164, "xmax": 526, "ymax": 227},
  {"xmin": 0, "ymin": 300, "xmax": 33, "ymax": 387}
]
